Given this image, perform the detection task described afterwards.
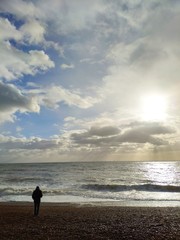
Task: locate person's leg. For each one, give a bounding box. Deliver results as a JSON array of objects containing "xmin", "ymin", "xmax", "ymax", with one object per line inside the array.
[
  {"xmin": 36, "ymin": 202, "xmax": 40, "ymax": 215},
  {"xmin": 34, "ymin": 202, "xmax": 36, "ymax": 216}
]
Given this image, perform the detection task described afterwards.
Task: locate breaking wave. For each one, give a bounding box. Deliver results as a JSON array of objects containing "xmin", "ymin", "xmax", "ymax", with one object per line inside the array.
[
  {"xmin": 0, "ymin": 188, "xmax": 66, "ymax": 197},
  {"xmin": 81, "ymin": 184, "xmax": 180, "ymax": 193}
]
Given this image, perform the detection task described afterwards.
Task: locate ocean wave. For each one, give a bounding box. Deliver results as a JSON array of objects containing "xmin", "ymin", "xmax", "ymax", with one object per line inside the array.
[
  {"xmin": 5, "ymin": 177, "xmax": 52, "ymax": 183},
  {"xmin": 81, "ymin": 183, "xmax": 180, "ymax": 193},
  {"xmin": 0, "ymin": 187, "xmax": 67, "ymax": 197},
  {"xmin": 0, "ymin": 188, "xmax": 32, "ymax": 196}
]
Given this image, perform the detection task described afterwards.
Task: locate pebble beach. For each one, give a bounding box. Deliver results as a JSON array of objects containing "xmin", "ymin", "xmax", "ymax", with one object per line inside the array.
[{"xmin": 1, "ymin": 203, "xmax": 180, "ymax": 240}]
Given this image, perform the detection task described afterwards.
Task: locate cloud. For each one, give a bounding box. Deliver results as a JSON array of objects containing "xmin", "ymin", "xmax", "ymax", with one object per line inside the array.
[
  {"xmin": 117, "ymin": 129, "xmax": 166, "ymax": 146},
  {"xmin": 20, "ymin": 19, "xmax": 46, "ymax": 44},
  {"xmin": 92, "ymin": 1, "xmax": 180, "ymax": 119},
  {"xmin": 60, "ymin": 63, "xmax": 74, "ymax": 70},
  {"xmin": 36, "ymin": 0, "xmax": 106, "ymax": 34},
  {"xmin": 0, "ymin": 120, "xmax": 178, "ymax": 162},
  {"xmin": 0, "ymin": 82, "xmax": 38, "ymax": 111},
  {"xmin": 0, "ymin": 80, "xmax": 99, "ymax": 125},
  {"xmin": 64, "ymin": 113, "xmax": 117, "ymax": 130},
  {"xmin": 0, "ymin": 18, "xmax": 22, "ymax": 41},
  {"xmin": 124, "ymin": 121, "xmax": 176, "ymax": 135},
  {"xmin": 0, "ymin": 41, "xmax": 55, "ymax": 80},
  {"xmin": 71, "ymin": 122, "xmax": 175, "ymax": 147},
  {"xmin": 34, "ymin": 85, "xmax": 99, "ymax": 109},
  {"xmin": 0, "ymin": 0, "xmax": 39, "ymax": 19},
  {"xmin": 0, "ymin": 81, "xmax": 39, "ymax": 124},
  {"xmin": 0, "ymin": 0, "xmax": 106, "ymax": 34},
  {"xmin": 0, "ymin": 15, "xmax": 56, "ymax": 81},
  {"xmin": 0, "ymin": 135, "xmax": 61, "ymax": 150},
  {"xmin": 89, "ymin": 126, "xmax": 120, "ymax": 137},
  {"xmin": 28, "ymin": 50, "xmax": 55, "ymax": 71}
]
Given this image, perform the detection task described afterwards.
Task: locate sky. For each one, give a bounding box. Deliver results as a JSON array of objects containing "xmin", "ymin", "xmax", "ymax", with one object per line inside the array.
[{"xmin": 0, "ymin": 0, "xmax": 180, "ymax": 163}]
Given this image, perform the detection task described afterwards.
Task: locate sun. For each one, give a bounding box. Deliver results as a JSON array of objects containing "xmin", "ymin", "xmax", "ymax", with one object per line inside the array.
[{"xmin": 141, "ymin": 94, "xmax": 168, "ymax": 121}]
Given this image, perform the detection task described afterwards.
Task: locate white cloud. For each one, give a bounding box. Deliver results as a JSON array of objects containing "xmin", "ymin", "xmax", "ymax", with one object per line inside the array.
[
  {"xmin": 0, "ymin": 18, "xmax": 22, "ymax": 41},
  {"xmin": 28, "ymin": 50, "xmax": 55, "ymax": 71},
  {"xmin": 35, "ymin": 0, "xmax": 106, "ymax": 34},
  {"xmin": 0, "ymin": 41, "xmax": 54, "ymax": 80},
  {"xmin": 0, "ymin": 0, "xmax": 39, "ymax": 19},
  {"xmin": 20, "ymin": 19, "xmax": 46, "ymax": 44},
  {"xmin": 64, "ymin": 114, "xmax": 116, "ymax": 129},
  {"xmin": 60, "ymin": 63, "xmax": 74, "ymax": 70},
  {"xmin": 35, "ymin": 85, "xmax": 99, "ymax": 109},
  {"xmin": 0, "ymin": 0, "xmax": 106, "ymax": 34},
  {"xmin": 0, "ymin": 16, "xmax": 56, "ymax": 81}
]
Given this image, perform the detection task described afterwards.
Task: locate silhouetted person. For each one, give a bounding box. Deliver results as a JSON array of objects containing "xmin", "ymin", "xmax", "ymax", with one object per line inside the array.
[{"xmin": 32, "ymin": 186, "xmax": 43, "ymax": 216}]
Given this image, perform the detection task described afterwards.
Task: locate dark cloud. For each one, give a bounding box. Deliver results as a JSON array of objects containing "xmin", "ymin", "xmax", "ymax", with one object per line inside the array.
[
  {"xmin": 0, "ymin": 81, "xmax": 39, "ymax": 112},
  {"xmin": 89, "ymin": 126, "xmax": 120, "ymax": 136},
  {"xmin": 71, "ymin": 125, "xmax": 121, "ymax": 146},
  {"xmin": 123, "ymin": 121, "xmax": 175, "ymax": 135},
  {"xmin": 117, "ymin": 129, "xmax": 167, "ymax": 146},
  {"xmin": 71, "ymin": 122, "xmax": 175, "ymax": 147}
]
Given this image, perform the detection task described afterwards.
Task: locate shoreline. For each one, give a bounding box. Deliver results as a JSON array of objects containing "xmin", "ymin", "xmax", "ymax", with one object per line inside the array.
[
  {"xmin": 0, "ymin": 200, "xmax": 180, "ymax": 208},
  {"xmin": 0, "ymin": 203, "xmax": 180, "ymax": 239}
]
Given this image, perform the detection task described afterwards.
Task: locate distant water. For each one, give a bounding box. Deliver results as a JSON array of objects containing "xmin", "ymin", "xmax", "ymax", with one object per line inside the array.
[{"xmin": 0, "ymin": 161, "xmax": 180, "ymax": 206}]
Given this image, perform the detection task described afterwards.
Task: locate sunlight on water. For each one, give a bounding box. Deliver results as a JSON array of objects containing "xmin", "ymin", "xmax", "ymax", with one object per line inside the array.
[{"xmin": 142, "ymin": 162, "xmax": 177, "ymax": 185}]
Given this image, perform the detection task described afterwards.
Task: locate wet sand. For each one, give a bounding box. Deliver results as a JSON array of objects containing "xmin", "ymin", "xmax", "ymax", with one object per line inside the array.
[{"xmin": 0, "ymin": 203, "xmax": 180, "ymax": 240}]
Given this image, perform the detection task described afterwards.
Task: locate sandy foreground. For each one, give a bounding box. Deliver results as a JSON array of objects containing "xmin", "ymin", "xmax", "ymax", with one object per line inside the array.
[{"xmin": 0, "ymin": 203, "xmax": 180, "ymax": 240}]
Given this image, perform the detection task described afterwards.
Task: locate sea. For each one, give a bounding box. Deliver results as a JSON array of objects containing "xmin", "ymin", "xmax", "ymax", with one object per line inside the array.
[{"xmin": 0, "ymin": 161, "xmax": 180, "ymax": 207}]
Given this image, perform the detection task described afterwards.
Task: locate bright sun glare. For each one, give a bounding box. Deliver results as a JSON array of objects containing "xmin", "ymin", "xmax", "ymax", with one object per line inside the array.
[{"xmin": 141, "ymin": 94, "xmax": 167, "ymax": 121}]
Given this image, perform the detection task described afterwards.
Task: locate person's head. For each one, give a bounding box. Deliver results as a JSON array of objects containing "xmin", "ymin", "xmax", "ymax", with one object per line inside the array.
[{"xmin": 36, "ymin": 186, "xmax": 40, "ymax": 190}]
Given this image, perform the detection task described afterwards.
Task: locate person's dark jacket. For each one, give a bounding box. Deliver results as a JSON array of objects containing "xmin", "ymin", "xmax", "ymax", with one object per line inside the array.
[{"xmin": 32, "ymin": 187, "xmax": 43, "ymax": 203}]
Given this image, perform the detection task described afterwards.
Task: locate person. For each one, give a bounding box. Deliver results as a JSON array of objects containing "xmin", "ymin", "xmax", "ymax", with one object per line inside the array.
[{"xmin": 32, "ymin": 186, "xmax": 43, "ymax": 216}]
